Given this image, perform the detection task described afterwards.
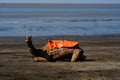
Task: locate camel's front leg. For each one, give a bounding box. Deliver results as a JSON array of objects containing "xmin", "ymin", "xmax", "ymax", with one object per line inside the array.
[{"xmin": 33, "ymin": 57, "xmax": 47, "ymax": 62}]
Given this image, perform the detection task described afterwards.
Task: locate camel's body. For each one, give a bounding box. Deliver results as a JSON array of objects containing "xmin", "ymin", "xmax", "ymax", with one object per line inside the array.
[{"xmin": 25, "ymin": 36, "xmax": 86, "ymax": 62}]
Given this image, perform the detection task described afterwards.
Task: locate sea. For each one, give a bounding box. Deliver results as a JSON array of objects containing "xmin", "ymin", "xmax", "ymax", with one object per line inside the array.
[{"xmin": 0, "ymin": 3, "xmax": 120, "ymax": 36}]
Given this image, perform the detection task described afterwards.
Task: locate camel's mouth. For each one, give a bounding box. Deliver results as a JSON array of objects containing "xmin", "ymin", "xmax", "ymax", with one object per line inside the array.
[{"xmin": 25, "ymin": 39, "xmax": 29, "ymax": 43}]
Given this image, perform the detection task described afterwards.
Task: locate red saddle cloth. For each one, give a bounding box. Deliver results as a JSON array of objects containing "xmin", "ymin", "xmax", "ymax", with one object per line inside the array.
[{"xmin": 48, "ymin": 40, "xmax": 79, "ymax": 50}]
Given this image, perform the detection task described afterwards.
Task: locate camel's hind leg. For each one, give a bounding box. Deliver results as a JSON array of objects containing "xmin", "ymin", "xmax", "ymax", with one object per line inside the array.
[
  {"xmin": 71, "ymin": 48, "xmax": 86, "ymax": 62},
  {"xmin": 71, "ymin": 49, "xmax": 80, "ymax": 61}
]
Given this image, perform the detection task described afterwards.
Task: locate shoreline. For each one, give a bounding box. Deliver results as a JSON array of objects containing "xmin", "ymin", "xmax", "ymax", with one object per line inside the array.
[
  {"xmin": 0, "ymin": 34, "xmax": 120, "ymax": 41},
  {"xmin": 0, "ymin": 34, "xmax": 120, "ymax": 37}
]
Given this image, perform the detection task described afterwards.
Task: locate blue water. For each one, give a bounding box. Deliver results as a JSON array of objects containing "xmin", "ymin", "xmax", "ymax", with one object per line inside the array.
[
  {"xmin": 0, "ymin": 4, "xmax": 120, "ymax": 36},
  {"xmin": 0, "ymin": 8, "xmax": 120, "ymax": 13}
]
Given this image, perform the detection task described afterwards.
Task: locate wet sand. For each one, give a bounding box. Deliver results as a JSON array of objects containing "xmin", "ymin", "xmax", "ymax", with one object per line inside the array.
[{"xmin": 0, "ymin": 35, "xmax": 120, "ymax": 80}]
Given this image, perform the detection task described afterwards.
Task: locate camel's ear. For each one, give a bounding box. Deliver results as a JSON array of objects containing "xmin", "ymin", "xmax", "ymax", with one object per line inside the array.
[
  {"xmin": 25, "ymin": 36, "xmax": 28, "ymax": 39},
  {"xmin": 29, "ymin": 35, "xmax": 32, "ymax": 38}
]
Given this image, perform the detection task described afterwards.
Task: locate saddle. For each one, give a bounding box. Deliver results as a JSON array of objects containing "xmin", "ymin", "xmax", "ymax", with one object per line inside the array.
[{"xmin": 47, "ymin": 40, "xmax": 79, "ymax": 50}]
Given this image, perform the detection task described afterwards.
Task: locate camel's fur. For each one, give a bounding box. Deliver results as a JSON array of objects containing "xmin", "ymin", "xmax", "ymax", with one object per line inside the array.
[{"xmin": 25, "ymin": 36, "xmax": 86, "ymax": 62}]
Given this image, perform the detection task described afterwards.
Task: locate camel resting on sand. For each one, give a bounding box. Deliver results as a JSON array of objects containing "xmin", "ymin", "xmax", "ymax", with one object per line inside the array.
[{"xmin": 25, "ymin": 36, "xmax": 86, "ymax": 62}]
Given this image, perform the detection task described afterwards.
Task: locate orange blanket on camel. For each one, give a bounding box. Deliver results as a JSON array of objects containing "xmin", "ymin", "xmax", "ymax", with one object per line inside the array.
[{"xmin": 48, "ymin": 40, "xmax": 79, "ymax": 50}]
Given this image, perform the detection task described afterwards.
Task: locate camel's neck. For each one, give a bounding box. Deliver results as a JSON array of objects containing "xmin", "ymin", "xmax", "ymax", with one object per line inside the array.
[{"xmin": 26, "ymin": 40, "xmax": 35, "ymax": 50}]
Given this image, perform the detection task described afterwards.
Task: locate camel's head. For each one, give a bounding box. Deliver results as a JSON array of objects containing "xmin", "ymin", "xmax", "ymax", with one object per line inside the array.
[{"xmin": 25, "ymin": 36, "xmax": 32, "ymax": 43}]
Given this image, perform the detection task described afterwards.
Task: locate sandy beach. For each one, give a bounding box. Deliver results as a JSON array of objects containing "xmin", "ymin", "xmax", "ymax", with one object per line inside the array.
[{"xmin": 0, "ymin": 35, "xmax": 120, "ymax": 80}]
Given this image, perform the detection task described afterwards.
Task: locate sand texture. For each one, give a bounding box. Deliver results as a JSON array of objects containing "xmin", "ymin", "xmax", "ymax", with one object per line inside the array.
[{"xmin": 0, "ymin": 35, "xmax": 120, "ymax": 80}]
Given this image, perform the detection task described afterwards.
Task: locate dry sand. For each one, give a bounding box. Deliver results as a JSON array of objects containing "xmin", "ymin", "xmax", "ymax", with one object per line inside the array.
[{"xmin": 0, "ymin": 35, "xmax": 120, "ymax": 80}]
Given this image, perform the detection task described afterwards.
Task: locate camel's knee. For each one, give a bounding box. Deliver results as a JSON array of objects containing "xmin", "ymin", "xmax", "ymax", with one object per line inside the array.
[
  {"xmin": 78, "ymin": 48, "xmax": 86, "ymax": 61},
  {"xmin": 79, "ymin": 48, "xmax": 84, "ymax": 56}
]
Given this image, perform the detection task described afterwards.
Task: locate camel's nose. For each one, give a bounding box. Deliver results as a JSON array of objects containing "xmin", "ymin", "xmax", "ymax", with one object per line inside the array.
[{"xmin": 25, "ymin": 36, "xmax": 29, "ymax": 42}]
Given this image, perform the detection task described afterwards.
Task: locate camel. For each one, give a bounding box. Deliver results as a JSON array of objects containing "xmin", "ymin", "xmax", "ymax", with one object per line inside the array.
[{"xmin": 25, "ymin": 36, "xmax": 86, "ymax": 62}]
